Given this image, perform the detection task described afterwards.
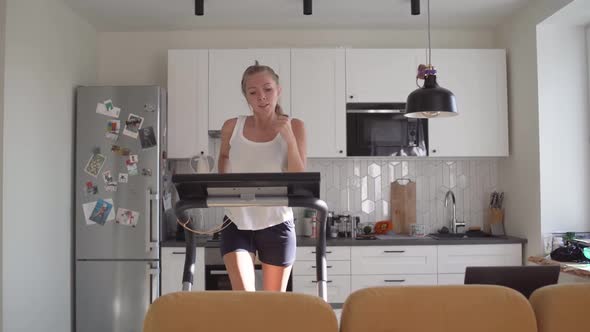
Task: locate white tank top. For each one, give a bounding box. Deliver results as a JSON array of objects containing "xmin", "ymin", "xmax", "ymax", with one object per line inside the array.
[{"xmin": 225, "ymin": 115, "xmax": 294, "ymax": 230}]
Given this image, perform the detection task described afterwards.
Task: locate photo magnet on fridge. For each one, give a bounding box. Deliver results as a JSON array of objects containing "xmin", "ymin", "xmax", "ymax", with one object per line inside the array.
[
  {"xmin": 83, "ymin": 181, "xmax": 98, "ymax": 197},
  {"xmin": 96, "ymin": 99, "xmax": 121, "ymax": 118},
  {"xmin": 115, "ymin": 207, "xmax": 140, "ymax": 227},
  {"xmin": 123, "ymin": 113, "xmax": 144, "ymax": 139},
  {"xmin": 83, "ymin": 198, "xmax": 115, "ymax": 225},
  {"xmin": 138, "ymin": 126, "xmax": 157, "ymax": 149},
  {"xmin": 84, "ymin": 153, "xmax": 106, "ymax": 178},
  {"xmin": 105, "ymin": 120, "xmax": 121, "ymax": 141},
  {"xmin": 118, "ymin": 173, "xmax": 128, "ymax": 183}
]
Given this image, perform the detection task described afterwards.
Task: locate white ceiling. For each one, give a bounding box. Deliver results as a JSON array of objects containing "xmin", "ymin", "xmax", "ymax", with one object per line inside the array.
[{"xmin": 62, "ymin": 0, "xmax": 532, "ymax": 32}]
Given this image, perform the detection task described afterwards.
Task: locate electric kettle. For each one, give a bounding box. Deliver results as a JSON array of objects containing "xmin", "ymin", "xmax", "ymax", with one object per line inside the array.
[{"xmin": 190, "ymin": 153, "xmax": 214, "ymax": 174}]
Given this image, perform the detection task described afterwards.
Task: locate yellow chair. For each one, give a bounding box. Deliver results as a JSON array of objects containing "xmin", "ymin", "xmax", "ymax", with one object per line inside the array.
[
  {"xmin": 143, "ymin": 291, "xmax": 338, "ymax": 332},
  {"xmin": 530, "ymin": 283, "xmax": 590, "ymax": 332},
  {"xmin": 340, "ymin": 285, "xmax": 537, "ymax": 332}
]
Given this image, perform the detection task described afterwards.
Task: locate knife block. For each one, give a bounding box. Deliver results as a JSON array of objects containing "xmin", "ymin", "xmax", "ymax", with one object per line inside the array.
[{"xmin": 485, "ymin": 208, "xmax": 504, "ymax": 234}]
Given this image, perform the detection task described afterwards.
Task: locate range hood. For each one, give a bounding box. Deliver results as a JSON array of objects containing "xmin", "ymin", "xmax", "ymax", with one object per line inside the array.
[{"xmin": 346, "ymin": 102, "xmax": 407, "ymax": 114}]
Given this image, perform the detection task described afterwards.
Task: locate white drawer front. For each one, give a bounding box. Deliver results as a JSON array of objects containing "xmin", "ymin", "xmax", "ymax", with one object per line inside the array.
[
  {"xmin": 161, "ymin": 247, "xmax": 205, "ymax": 293},
  {"xmin": 351, "ymin": 246, "xmax": 437, "ymax": 275},
  {"xmin": 438, "ymin": 244, "xmax": 522, "ymax": 274},
  {"xmin": 296, "ymin": 246, "xmax": 351, "ymax": 261},
  {"xmin": 293, "ymin": 275, "xmax": 351, "ymax": 303},
  {"xmin": 293, "ymin": 260, "xmax": 350, "ymax": 276},
  {"xmin": 351, "ymin": 274, "xmax": 438, "ymax": 291},
  {"xmin": 438, "ymin": 273, "xmax": 465, "ymax": 285}
]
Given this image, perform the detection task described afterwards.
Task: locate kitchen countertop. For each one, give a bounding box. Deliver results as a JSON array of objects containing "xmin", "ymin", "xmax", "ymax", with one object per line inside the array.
[{"xmin": 161, "ymin": 235, "xmax": 527, "ymax": 248}]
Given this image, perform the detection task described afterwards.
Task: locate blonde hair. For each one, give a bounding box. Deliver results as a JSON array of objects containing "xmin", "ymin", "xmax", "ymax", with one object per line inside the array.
[{"xmin": 241, "ymin": 60, "xmax": 284, "ymax": 116}]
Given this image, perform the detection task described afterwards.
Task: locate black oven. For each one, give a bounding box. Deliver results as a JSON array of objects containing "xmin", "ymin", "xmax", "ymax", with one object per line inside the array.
[
  {"xmin": 204, "ymin": 246, "xmax": 293, "ymax": 291},
  {"xmin": 346, "ymin": 103, "xmax": 428, "ymax": 157}
]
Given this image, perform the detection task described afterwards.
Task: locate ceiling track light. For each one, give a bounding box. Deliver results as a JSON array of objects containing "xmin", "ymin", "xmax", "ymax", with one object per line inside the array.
[
  {"xmin": 411, "ymin": 0, "xmax": 420, "ymax": 15},
  {"xmin": 195, "ymin": 0, "xmax": 204, "ymax": 16},
  {"xmin": 304, "ymin": 0, "xmax": 312, "ymax": 15}
]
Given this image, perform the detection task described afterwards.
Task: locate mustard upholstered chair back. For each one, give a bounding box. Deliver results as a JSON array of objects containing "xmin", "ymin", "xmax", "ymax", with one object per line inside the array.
[
  {"xmin": 340, "ymin": 285, "xmax": 537, "ymax": 332},
  {"xmin": 530, "ymin": 283, "xmax": 590, "ymax": 332},
  {"xmin": 143, "ymin": 291, "xmax": 338, "ymax": 332}
]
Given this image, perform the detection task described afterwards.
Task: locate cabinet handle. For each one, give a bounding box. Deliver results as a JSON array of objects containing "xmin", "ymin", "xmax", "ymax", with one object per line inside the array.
[
  {"xmin": 312, "ymin": 265, "xmax": 333, "ymax": 269},
  {"xmin": 384, "ymin": 279, "xmax": 406, "ymax": 283},
  {"xmin": 339, "ymin": 150, "xmax": 343, "ymax": 154},
  {"xmin": 312, "ymin": 280, "xmax": 333, "ymax": 283},
  {"xmin": 311, "ymin": 251, "xmax": 332, "ymax": 254},
  {"xmin": 349, "ymin": 95, "xmax": 354, "ymax": 99},
  {"xmin": 384, "ymin": 250, "xmax": 405, "ymax": 253},
  {"xmin": 432, "ymin": 149, "xmax": 437, "ymax": 153},
  {"xmin": 172, "ymin": 251, "xmax": 185, "ymax": 255}
]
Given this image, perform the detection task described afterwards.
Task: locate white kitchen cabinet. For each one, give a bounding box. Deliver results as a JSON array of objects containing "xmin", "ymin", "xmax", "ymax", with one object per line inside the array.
[
  {"xmin": 351, "ymin": 274, "xmax": 438, "ymax": 291},
  {"xmin": 208, "ymin": 49, "xmax": 291, "ymax": 131},
  {"xmin": 427, "ymin": 49, "xmax": 509, "ymax": 157},
  {"xmin": 161, "ymin": 247, "xmax": 205, "ymax": 294},
  {"xmin": 293, "ymin": 246, "xmax": 351, "ymax": 303},
  {"xmin": 345, "ymin": 49, "xmax": 423, "ymax": 103},
  {"xmin": 351, "ymin": 245, "xmax": 438, "ymax": 275},
  {"xmin": 437, "ymin": 244, "xmax": 522, "ymax": 285},
  {"xmin": 291, "ymin": 49, "xmax": 346, "ymax": 157},
  {"xmin": 167, "ymin": 49, "xmax": 209, "ymax": 158}
]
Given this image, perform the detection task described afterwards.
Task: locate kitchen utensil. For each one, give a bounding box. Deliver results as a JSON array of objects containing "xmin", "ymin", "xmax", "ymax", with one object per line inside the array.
[
  {"xmin": 390, "ymin": 179, "xmax": 416, "ymax": 235},
  {"xmin": 190, "ymin": 153, "xmax": 215, "ymax": 174}
]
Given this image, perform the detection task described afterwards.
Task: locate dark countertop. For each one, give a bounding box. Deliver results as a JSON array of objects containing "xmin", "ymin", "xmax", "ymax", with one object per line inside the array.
[{"xmin": 161, "ymin": 235, "xmax": 527, "ymax": 248}]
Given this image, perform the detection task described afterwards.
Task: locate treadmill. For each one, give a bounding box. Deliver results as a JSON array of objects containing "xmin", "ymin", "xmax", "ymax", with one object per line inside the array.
[{"xmin": 172, "ymin": 172, "xmax": 329, "ymax": 301}]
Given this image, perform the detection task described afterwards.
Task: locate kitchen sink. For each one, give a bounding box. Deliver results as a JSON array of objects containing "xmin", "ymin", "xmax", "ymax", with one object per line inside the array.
[{"xmin": 428, "ymin": 232, "xmax": 498, "ymax": 240}]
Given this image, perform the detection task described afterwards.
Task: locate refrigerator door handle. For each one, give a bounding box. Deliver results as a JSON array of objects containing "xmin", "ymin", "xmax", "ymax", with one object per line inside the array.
[
  {"xmin": 145, "ymin": 189, "xmax": 159, "ymax": 253},
  {"xmin": 147, "ymin": 263, "xmax": 160, "ymax": 304}
]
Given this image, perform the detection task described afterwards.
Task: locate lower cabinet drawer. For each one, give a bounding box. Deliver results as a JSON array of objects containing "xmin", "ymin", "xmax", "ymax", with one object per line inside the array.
[
  {"xmin": 437, "ymin": 273, "xmax": 465, "ymax": 285},
  {"xmin": 293, "ymin": 260, "xmax": 350, "ymax": 276},
  {"xmin": 296, "ymin": 246, "xmax": 351, "ymax": 261},
  {"xmin": 351, "ymin": 274, "xmax": 437, "ymax": 291},
  {"xmin": 292, "ymin": 275, "xmax": 351, "ymax": 303}
]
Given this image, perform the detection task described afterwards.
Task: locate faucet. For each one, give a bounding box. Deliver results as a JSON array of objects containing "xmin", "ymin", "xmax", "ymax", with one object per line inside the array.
[{"xmin": 444, "ymin": 190, "xmax": 465, "ymax": 233}]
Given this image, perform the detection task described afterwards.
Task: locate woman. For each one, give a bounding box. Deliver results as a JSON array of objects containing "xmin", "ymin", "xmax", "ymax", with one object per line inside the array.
[{"xmin": 217, "ymin": 61, "xmax": 307, "ymax": 291}]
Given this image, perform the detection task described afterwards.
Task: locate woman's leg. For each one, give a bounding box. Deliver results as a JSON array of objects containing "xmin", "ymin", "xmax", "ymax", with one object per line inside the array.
[
  {"xmin": 223, "ymin": 251, "xmax": 256, "ymax": 291},
  {"xmin": 261, "ymin": 263, "xmax": 293, "ymax": 291}
]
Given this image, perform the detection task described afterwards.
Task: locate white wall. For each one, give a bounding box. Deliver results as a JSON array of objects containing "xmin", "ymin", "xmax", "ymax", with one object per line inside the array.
[
  {"xmin": 2, "ymin": 0, "xmax": 96, "ymax": 331},
  {"xmin": 496, "ymin": 0, "xmax": 574, "ymax": 257},
  {"xmin": 537, "ymin": 24, "xmax": 590, "ymax": 233},
  {"xmin": 97, "ymin": 28, "xmax": 496, "ymax": 86},
  {"xmin": 0, "ymin": 0, "xmax": 5, "ymax": 330}
]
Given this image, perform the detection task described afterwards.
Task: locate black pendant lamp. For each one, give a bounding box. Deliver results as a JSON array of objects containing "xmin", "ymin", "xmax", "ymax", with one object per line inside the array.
[{"xmin": 405, "ymin": 0, "xmax": 457, "ymax": 118}]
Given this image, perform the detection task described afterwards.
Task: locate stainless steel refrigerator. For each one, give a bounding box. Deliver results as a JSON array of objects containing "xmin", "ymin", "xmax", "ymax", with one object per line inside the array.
[{"xmin": 75, "ymin": 86, "xmax": 166, "ymax": 332}]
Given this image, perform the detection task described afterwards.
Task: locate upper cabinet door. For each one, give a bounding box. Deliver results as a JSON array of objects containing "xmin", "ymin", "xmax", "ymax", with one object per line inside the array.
[
  {"xmin": 428, "ymin": 49, "xmax": 509, "ymax": 157},
  {"xmin": 167, "ymin": 49, "xmax": 209, "ymax": 159},
  {"xmin": 346, "ymin": 49, "xmax": 423, "ymax": 103},
  {"xmin": 208, "ymin": 49, "xmax": 291, "ymax": 130},
  {"xmin": 291, "ymin": 49, "xmax": 346, "ymax": 158}
]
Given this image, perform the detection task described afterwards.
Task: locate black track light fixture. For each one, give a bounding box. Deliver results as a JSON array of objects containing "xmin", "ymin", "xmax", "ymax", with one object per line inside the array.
[
  {"xmin": 304, "ymin": 0, "xmax": 312, "ymax": 15},
  {"xmin": 195, "ymin": 0, "xmax": 204, "ymax": 16},
  {"xmin": 411, "ymin": 0, "xmax": 420, "ymax": 15}
]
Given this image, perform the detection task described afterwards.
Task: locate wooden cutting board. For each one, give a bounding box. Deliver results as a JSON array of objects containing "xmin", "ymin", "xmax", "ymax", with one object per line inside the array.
[{"xmin": 390, "ymin": 180, "xmax": 416, "ymax": 235}]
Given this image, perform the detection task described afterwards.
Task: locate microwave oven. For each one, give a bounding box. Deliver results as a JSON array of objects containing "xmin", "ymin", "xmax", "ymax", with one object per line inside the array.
[{"xmin": 346, "ymin": 103, "xmax": 428, "ymax": 157}]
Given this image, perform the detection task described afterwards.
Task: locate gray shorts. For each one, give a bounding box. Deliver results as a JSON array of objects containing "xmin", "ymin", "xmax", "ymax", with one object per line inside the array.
[{"xmin": 219, "ymin": 216, "xmax": 297, "ymax": 267}]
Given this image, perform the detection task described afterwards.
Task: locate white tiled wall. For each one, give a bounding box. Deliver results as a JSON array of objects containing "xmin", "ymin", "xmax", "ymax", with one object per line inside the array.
[{"xmin": 168, "ymin": 156, "xmax": 499, "ymax": 235}]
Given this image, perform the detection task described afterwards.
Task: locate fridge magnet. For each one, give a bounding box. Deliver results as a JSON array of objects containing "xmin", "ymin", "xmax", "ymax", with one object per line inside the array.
[
  {"xmin": 102, "ymin": 170, "xmax": 114, "ymax": 184},
  {"xmin": 129, "ymin": 154, "xmax": 139, "ymax": 163},
  {"xmin": 144, "ymin": 104, "xmax": 156, "ymax": 112},
  {"xmin": 115, "ymin": 207, "xmax": 140, "ymax": 227},
  {"xmin": 141, "ymin": 168, "xmax": 152, "ymax": 176},
  {"xmin": 105, "ymin": 120, "xmax": 121, "ymax": 141},
  {"xmin": 83, "ymin": 198, "xmax": 115, "ymax": 225},
  {"xmin": 83, "ymin": 181, "xmax": 98, "ymax": 197},
  {"xmin": 126, "ymin": 159, "xmax": 139, "ymax": 176},
  {"xmin": 96, "ymin": 99, "xmax": 120, "ymax": 118},
  {"xmin": 105, "ymin": 182, "xmax": 118, "ymax": 192},
  {"xmin": 138, "ymin": 126, "xmax": 157, "ymax": 149},
  {"xmin": 118, "ymin": 173, "xmax": 129, "ymax": 183},
  {"xmin": 111, "ymin": 145, "xmax": 131, "ymax": 156},
  {"xmin": 84, "ymin": 153, "xmax": 106, "ymax": 178},
  {"xmin": 123, "ymin": 113, "xmax": 144, "ymax": 139}
]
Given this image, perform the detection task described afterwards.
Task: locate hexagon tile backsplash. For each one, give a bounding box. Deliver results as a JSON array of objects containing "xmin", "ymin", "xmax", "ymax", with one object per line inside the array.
[{"xmin": 170, "ymin": 157, "xmax": 499, "ymax": 235}]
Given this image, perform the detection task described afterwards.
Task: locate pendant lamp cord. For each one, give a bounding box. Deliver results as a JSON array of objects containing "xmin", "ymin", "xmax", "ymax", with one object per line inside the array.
[{"xmin": 427, "ymin": 0, "xmax": 431, "ymax": 66}]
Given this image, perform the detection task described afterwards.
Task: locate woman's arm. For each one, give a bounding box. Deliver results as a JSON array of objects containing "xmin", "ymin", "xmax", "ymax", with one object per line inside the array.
[
  {"xmin": 217, "ymin": 118, "xmax": 237, "ymax": 174},
  {"xmin": 284, "ymin": 118, "xmax": 307, "ymax": 172}
]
